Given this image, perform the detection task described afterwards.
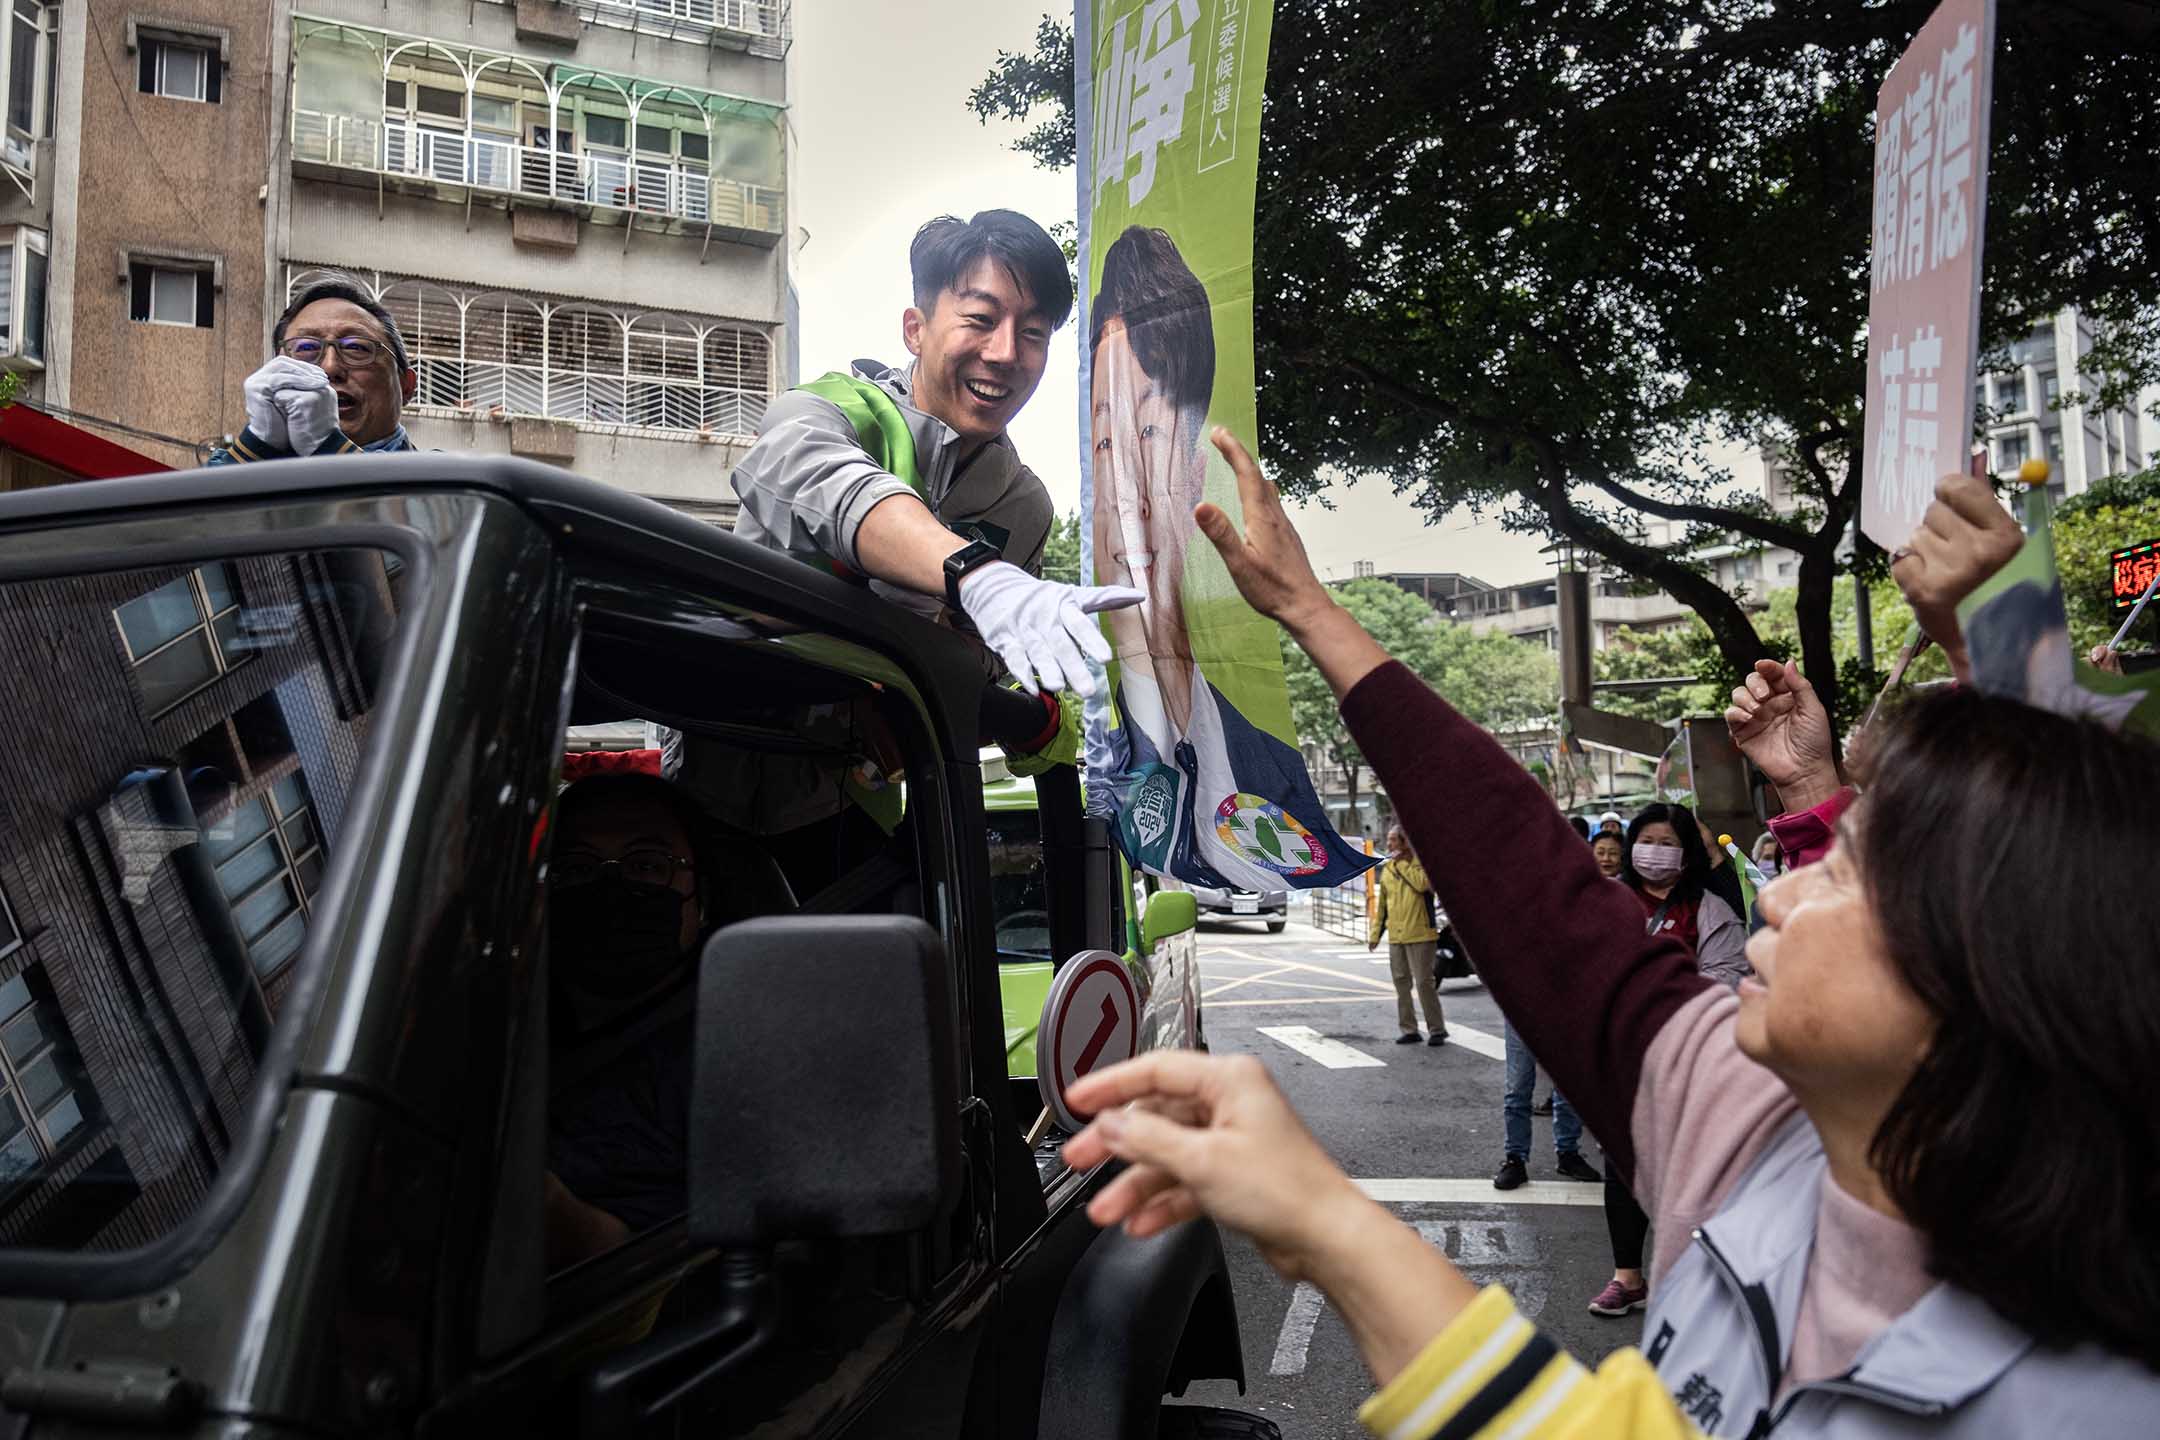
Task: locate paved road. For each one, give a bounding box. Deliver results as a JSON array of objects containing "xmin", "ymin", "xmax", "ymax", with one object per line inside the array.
[{"xmin": 1171, "ymin": 915, "xmax": 1644, "ymax": 1437}]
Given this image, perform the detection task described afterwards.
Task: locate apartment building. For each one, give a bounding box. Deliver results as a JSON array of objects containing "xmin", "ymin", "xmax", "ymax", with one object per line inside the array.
[
  {"xmin": 1, "ymin": 1, "xmax": 279, "ymax": 468},
  {"xmin": 1982, "ymin": 308, "xmax": 2155, "ymax": 503},
  {"xmin": 272, "ymin": 0, "xmax": 793, "ymax": 523}
]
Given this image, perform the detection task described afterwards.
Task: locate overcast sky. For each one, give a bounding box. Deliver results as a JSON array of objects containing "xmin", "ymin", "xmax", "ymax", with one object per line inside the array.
[{"xmin": 786, "ymin": 6, "xmax": 1617, "ymax": 589}]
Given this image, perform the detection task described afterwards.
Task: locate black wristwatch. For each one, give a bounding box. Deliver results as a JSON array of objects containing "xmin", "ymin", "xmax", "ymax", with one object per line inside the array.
[{"xmin": 943, "ymin": 538, "xmax": 1005, "ymax": 612}]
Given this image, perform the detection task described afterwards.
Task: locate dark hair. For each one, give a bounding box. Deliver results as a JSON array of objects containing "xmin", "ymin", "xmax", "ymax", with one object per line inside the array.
[
  {"xmin": 1617, "ymin": 802, "xmax": 1711, "ymax": 903},
  {"xmin": 909, "ymin": 210, "xmax": 1073, "ymax": 331},
  {"xmin": 1859, "ymin": 688, "xmax": 2160, "ymax": 1365},
  {"xmin": 1089, "ymin": 226, "xmax": 1215, "ymax": 428},
  {"xmin": 1568, "ymin": 815, "xmax": 1591, "ymax": 840},
  {"xmin": 1962, "ymin": 580, "xmax": 2068, "ymax": 697},
  {"xmin": 273, "ymin": 274, "xmax": 412, "ymax": 374}
]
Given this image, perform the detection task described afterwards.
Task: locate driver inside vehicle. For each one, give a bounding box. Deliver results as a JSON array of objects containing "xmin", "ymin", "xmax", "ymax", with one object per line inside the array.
[{"xmin": 543, "ymin": 774, "xmax": 713, "ymax": 1270}]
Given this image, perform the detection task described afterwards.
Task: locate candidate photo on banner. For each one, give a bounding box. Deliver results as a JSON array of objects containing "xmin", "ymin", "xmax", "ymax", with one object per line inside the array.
[{"xmin": 1076, "ymin": 0, "xmax": 1374, "ymax": 893}]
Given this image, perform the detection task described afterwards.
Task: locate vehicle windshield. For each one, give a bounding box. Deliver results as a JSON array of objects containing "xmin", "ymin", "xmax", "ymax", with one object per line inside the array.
[
  {"xmin": 0, "ymin": 547, "xmax": 401, "ymax": 1252},
  {"xmin": 986, "ymin": 807, "xmax": 1049, "ymax": 960}
]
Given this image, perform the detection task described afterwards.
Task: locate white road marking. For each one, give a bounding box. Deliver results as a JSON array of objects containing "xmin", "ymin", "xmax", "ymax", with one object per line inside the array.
[
  {"xmin": 1355, "ymin": 1178, "xmax": 1604, "ymax": 1206},
  {"xmin": 1256, "ymin": 1025, "xmax": 1387, "ymax": 1069},
  {"xmin": 1269, "ymin": 1282, "xmax": 1326, "ymax": 1376},
  {"xmin": 1440, "ymin": 1022, "xmax": 1506, "ymax": 1061}
]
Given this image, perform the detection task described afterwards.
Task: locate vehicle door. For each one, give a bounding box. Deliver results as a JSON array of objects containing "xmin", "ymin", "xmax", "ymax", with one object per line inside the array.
[{"xmin": 447, "ymin": 555, "xmax": 1005, "ymax": 1438}]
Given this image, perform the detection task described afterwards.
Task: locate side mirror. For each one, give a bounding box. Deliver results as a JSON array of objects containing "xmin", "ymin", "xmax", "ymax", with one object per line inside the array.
[
  {"xmin": 1140, "ymin": 890, "xmax": 1198, "ymax": 951},
  {"xmin": 689, "ymin": 915, "xmax": 960, "ymax": 1248}
]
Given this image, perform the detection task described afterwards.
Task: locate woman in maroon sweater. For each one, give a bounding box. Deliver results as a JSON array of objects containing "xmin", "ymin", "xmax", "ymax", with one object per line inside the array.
[{"xmin": 1138, "ymin": 430, "xmax": 2160, "ymax": 1434}]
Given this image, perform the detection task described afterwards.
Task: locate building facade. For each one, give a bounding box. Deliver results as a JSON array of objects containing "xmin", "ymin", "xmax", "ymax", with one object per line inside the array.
[
  {"xmin": 271, "ymin": 0, "xmax": 792, "ymax": 523},
  {"xmin": 7, "ymin": 0, "xmax": 792, "ymax": 517}
]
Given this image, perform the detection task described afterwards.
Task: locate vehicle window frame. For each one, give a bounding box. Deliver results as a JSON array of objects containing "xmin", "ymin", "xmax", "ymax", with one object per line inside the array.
[
  {"xmin": 531, "ymin": 571, "xmax": 966, "ymax": 1327},
  {"xmin": 0, "ymin": 492, "xmax": 445, "ymax": 1300}
]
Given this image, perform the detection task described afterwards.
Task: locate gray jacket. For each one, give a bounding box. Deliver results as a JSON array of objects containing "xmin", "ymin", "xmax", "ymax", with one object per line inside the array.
[
  {"xmin": 1640, "ymin": 1112, "xmax": 2160, "ymax": 1435},
  {"xmin": 729, "ymin": 359, "xmax": 1054, "ymax": 621}
]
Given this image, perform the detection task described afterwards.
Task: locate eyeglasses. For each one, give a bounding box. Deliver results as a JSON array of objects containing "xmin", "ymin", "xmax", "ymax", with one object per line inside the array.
[
  {"xmin": 549, "ymin": 849, "xmax": 693, "ymax": 891},
  {"xmin": 279, "ymin": 335, "xmax": 384, "ymax": 367}
]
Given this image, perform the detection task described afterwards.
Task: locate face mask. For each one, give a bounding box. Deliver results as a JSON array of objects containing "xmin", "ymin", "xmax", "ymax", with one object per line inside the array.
[
  {"xmin": 550, "ymin": 877, "xmax": 694, "ymax": 998},
  {"xmin": 1631, "ymin": 842, "xmax": 1685, "ymax": 885}
]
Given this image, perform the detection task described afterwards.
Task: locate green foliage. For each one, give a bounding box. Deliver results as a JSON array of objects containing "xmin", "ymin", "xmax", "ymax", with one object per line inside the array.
[
  {"xmin": 1593, "ymin": 575, "xmax": 1949, "ymax": 735},
  {"xmin": 1039, "ymin": 510, "xmax": 1083, "ymax": 585},
  {"xmin": 2057, "ymin": 493, "xmax": 2160, "ymax": 656},
  {"xmin": 974, "ymin": 5, "xmax": 2160, "ymax": 733},
  {"xmin": 1282, "ymin": 580, "xmax": 1555, "ymax": 799}
]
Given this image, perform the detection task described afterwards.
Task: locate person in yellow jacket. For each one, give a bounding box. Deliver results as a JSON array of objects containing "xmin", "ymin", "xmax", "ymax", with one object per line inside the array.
[
  {"xmin": 1062, "ymin": 1051, "xmax": 1702, "ymax": 1440},
  {"xmin": 1368, "ymin": 824, "xmax": 1447, "ymax": 1045}
]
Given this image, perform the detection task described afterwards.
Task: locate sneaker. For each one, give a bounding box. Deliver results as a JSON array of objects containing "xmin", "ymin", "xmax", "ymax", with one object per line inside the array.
[
  {"xmin": 1427, "ymin": 1030, "xmax": 1448, "ymax": 1046},
  {"xmin": 1396, "ymin": 1032, "xmax": 1422, "ymax": 1044},
  {"xmin": 1555, "ymin": 1151, "xmax": 1601, "ymax": 1182},
  {"xmin": 1587, "ymin": 1279, "xmax": 1649, "ymax": 1316},
  {"xmin": 1493, "ymin": 1156, "xmax": 1528, "ymax": 1191},
  {"xmin": 1532, "ymin": 1093, "xmax": 1554, "ymax": 1116}
]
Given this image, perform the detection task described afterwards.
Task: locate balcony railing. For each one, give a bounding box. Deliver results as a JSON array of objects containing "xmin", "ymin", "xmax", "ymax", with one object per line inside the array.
[
  {"xmin": 578, "ymin": 0, "xmax": 790, "ymax": 56},
  {"xmin": 292, "ymin": 109, "xmax": 785, "ymax": 237},
  {"xmin": 416, "ymin": 359, "xmax": 765, "ymax": 436}
]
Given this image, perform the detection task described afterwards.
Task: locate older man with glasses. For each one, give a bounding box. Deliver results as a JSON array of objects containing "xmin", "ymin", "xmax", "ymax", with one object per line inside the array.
[{"xmin": 209, "ymin": 275, "xmax": 420, "ymax": 465}]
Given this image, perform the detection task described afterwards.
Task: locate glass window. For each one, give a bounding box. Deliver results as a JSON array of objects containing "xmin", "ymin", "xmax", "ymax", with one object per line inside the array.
[
  {"xmin": 414, "ymin": 83, "xmax": 461, "ymax": 120},
  {"xmin": 144, "ymin": 38, "xmax": 212, "ymax": 104},
  {"xmin": 114, "ymin": 566, "xmax": 249, "ymax": 715},
  {"xmin": 987, "ymin": 809, "xmax": 1050, "ymax": 959},
  {"xmin": 6, "ymin": 0, "xmax": 34, "ymax": 134},
  {"xmin": 678, "ymin": 130, "xmax": 708, "ymax": 162},
  {"xmin": 20, "ymin": 237, "xmax": 42, "ymax": 361},
  {"xmin": 206, "ymin": 772, "xmax": 324, "ymax": 980},
  {"xmin": 0, "ymin": 967, "xmax": 99, "ymax": 1185},
  {"xmin": 583, "ymin": 112, "xmax": 625, "ymax": 149},
  {"xmin": 0, "ymin": 546, "xmax": 404, "ymax": 1253},
  {"xmin": 128, "ymin": 262, "xmax": 212, "ymax": 329},
  {"xmin": 471, "ymin": 94, "xmax": 516, "ymax": 131}
]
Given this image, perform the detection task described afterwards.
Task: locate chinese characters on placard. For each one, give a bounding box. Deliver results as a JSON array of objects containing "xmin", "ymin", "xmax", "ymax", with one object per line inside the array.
[
  {"xmin": 1868, "ymin": 19, "xmax": 1982, "ymax": 531},
  {"xmin": 1093, "ymin": 0, "xmax": 1202, "ymax": 210}
]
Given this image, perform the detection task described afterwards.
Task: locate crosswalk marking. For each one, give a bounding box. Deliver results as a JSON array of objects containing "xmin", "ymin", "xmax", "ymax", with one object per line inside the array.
[
  {"xmin": 1256, "ymin": 1025, "xmax": 1387, "ymax": 1069},
  {"xmin": 1355, "ymin": 1178, "xmax": 1603, "ymax": 1206},
  {"xmin": 1439, "ymin": 1022, "xmax": 1506, "ymax": 1061}
]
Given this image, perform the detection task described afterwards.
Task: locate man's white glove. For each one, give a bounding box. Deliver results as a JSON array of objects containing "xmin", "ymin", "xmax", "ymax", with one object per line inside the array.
[
  {"xmin": 956, "ymin": 562, "xmax": 1143, "ymax": 698},
  {"xmin": 246, "ymin": 356, "xmax": 340, "ymax": 456},
  {"xmin": 240, "ymin": 357, "xmax": 316, "ymax": 452}
]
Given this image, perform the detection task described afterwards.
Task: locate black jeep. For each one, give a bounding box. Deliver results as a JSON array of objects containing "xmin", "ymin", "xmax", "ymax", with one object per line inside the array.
[{"xmin": 0, "ymin": 457, "xmax": 1266, "ymax": 1437}]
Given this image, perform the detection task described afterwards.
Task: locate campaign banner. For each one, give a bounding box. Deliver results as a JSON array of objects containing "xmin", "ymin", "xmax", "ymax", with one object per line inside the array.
[
  {"xmin": 1074, "ymin": 0, "xmax": 1375, "ymax": 892},
  {"xmin": 1859, "ymin": 0, "xmax": 1997, "ymax": 551}
]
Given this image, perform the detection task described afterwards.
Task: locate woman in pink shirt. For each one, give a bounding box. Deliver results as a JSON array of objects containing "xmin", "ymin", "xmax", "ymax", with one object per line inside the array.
[{"xmin": 1080, "ymin": 432, "xmax": 2160, "ymax": 1436}]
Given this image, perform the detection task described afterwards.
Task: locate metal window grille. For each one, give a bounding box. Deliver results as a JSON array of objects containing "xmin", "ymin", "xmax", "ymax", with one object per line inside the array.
[
  {"xmin": 112, "ymin": 564, "xmax": 252, "ymax": 717},
  {"xmin": 0, "ymin": 967, "xmax": 98, "ymax": 1183},
  {"xmin": 309, "ymin": 267, "xmax": 772, "ymax": 440}
]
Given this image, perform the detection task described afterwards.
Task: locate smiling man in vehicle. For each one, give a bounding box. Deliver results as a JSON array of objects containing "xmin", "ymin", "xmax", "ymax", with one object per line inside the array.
[
  {"xmin": 210, "ymin": 274, "xmax": 420, "ymax": 466},
  {"xmin": 732, "ymin": 210, "xmax": 1139, "ymax": 698}
]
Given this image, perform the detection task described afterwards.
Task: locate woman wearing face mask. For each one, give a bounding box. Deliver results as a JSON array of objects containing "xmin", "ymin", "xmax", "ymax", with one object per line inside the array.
[
  {"xmin": 543, "ymin": 775, "xmax": 713, "ymax": 1269},
  {"xmin": 1586, "ymin": 804, "xmax": 1751, "ymax": 1316}
]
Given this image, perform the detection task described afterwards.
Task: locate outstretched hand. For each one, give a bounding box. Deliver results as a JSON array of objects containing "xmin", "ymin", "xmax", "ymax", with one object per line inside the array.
[
  {"xmin": 1060, "ymin": 1051, "xmax": 1364, "ymax": 1281},
  {"xmin": 1195, "ymin": 429, "xmax": 1390, "ymax": 700},
  {"xmin": 1194, "ymin": 428, "xmax": 1333, "ymax": 632},
  {"xmin": 1890, "ymin": 471, "xmax": 2024, "ymax": 683},
  {"xmin": 1725, "ymin": 659, "xmax": 1839, "ymax": 812}
]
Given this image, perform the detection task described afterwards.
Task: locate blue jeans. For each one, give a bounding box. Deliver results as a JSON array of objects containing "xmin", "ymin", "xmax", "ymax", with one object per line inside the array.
[{"xmin": 1503, "ymin": 1018, "xmax": 1582, "ymax": 1159}]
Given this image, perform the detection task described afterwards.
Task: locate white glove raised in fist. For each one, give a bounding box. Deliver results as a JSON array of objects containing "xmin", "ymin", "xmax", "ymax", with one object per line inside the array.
[
  {"xmin": 956, "ymin": 562, "xmax": 1143, "ymax": 698},
  {"xmin": 241, "ymin": 356, "xmax": 340, "ymax": 456}
]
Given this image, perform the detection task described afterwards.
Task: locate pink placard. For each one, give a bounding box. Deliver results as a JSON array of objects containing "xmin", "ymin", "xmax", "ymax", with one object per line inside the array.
[{"xmin": 1859, "ymin": 0, "xmax": 1997, "ymax": 551}]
